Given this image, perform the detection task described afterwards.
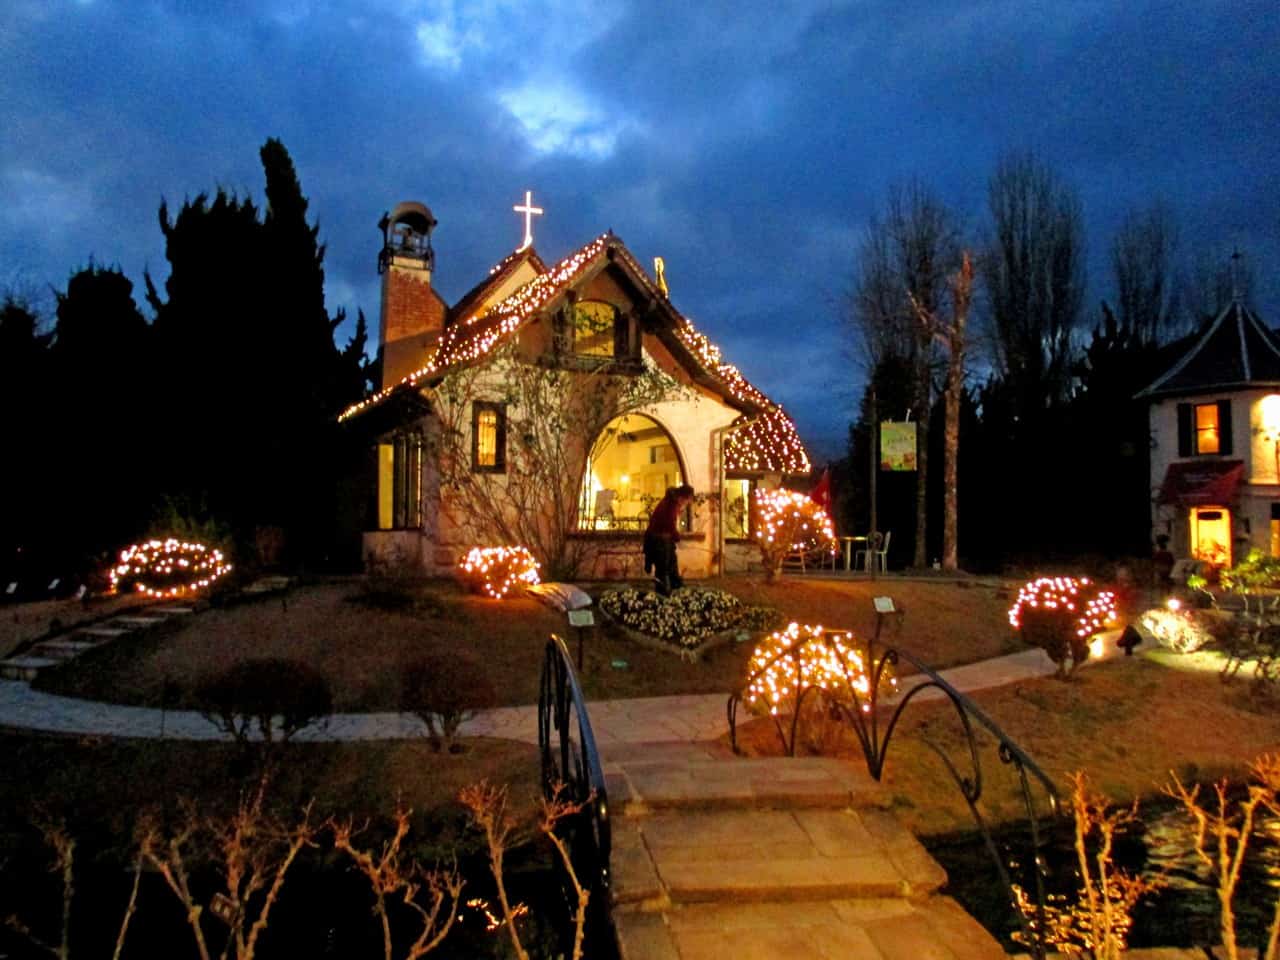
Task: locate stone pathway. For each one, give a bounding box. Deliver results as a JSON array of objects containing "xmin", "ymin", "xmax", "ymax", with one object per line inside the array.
[
  {"xmin": 606, "ymin": 743, "xmax": 1006, "ymax": 960},
  {"xmin": 0, "ymin": 640, "xmax": 1122, "ymax": 742}
]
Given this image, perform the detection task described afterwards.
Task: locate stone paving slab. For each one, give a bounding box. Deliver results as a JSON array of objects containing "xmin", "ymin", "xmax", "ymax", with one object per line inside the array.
[
  {"xmin": 113, "ymin": 616, "xmax": 166, "ymax": 627},
  {"xmin": 616, "ymin": 896, "xmax": 1007, "ymax": 959},
  {"xmin": 76, "ymin": 626, "xmax": 129, "ymax": 639}
]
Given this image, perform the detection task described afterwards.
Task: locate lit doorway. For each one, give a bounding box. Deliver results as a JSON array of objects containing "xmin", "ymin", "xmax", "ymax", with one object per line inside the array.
[{"xmin": 1190, "ymin": 507, "xmax": 1231, "ymax": 568}]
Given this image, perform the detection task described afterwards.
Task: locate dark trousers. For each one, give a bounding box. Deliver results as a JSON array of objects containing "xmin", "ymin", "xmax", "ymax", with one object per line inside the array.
[{"xmin": 644, "ymin": 535, "xmax": 682, "ymax": 595}]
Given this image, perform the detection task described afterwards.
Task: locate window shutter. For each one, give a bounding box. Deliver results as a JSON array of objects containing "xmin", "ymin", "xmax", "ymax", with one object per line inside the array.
[
  {"xmin": 495, "ymin": 407, "xmax": 507, "ymax": 470},
  {"xmin": 1218, "ymin": 399, "xmax": 1233, "ymax": 455},
  {"xmin": 1176, "ymin": 404, "xmax": 1192, "ymax": 457}
]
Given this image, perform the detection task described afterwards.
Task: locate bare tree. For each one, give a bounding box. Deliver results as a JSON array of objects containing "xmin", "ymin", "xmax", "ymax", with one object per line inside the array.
[
  {"xmin": 982, "ymin": 150, "xmax": 1086, "ymax": 414},
  {"xmin": 1111, "ymin": 201, "xmax": 1180, "ymax": 345},
  {"xmin": 850, "ymin": 180, "xmax": 960, "ymax": 567}
]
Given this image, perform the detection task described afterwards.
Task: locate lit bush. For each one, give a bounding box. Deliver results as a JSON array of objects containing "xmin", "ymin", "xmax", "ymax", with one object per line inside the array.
[
  {"xmin": 110, "ymin": 538, "xmax": 231, "ymax": 598},
  {"xmin": 1009, "ymin": 577, "xmax": 1118, "ymax": 678},
  {"xmin": 1139, "ymin": 601, "xmax": 1226, "ymax": 654},
  {"xmin": 752, "ymin": 489, "xmax": 837, "ymax": 581},
  {"xmin": 400, "ymin": 653, "xmax": 496, "ymax": 752},
  {"xmin": 741, "ymin": 622, "xmax": 891, "ymax": 754},
  {"xmin": 458, "ymin": 546, "xmax": 541, "ymax": 599}
]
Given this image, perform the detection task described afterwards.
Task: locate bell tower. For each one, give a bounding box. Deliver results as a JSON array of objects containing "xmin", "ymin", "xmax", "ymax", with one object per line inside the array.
[{"xmin": 377, "ymin": 202, "xmax": 446, "ymax": 388}]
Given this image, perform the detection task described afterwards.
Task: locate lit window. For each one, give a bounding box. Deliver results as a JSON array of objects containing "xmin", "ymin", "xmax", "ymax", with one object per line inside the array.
[
  {"xmin": 472, "ymin": 402, "xmax": 506, "ymax": 472},
  {"xmin": 1195, "ymin": 403, "xmax": 1220, "ymax": 454},
  {"xmin": 377, "ymin": 434, "xmax": 422, "ymax": 530},
  {"xmin": 579, "ymin": 413, "xmax": 685, "ymax": 531},
  {"xmin": 573, "ymin": 301, "xmax": 617, "ymax": 357}
]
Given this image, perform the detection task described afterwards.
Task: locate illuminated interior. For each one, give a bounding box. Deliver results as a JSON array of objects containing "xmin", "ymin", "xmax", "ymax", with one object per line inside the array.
[
  {"xmin": 573, "ymin": 301, "xmax": 616, "ymax": 357},
  {"xmin": 580, "ymin": 413, "xmax": 684, "ymax": 530},
  {"xmin": 377, "ymin": 435, "xmax": 422, "ymax": 530},
  {"xmin": 1190, "ymin": 506, "xmax": 1231, "ymax": 567},
  {"xmin": 723, "ymin": 477, "xmax": 754, "ymax": 539},
  {"xmin": 1195, "ymin": 403, "xmax": 1220, "ymax": 454}
]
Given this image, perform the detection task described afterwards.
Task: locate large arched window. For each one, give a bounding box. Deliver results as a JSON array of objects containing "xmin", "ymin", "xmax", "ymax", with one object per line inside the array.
[{"xmin": 580, "ymin": 413, "xmax": 685, "ymax": 531}]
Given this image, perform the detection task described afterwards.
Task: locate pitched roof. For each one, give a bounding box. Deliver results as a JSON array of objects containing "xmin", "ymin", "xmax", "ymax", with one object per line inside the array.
[
  {"xmin": 340, "ymin": 233, "xmax": 811, "ymax": 474},
  {"xmin": 446, "ymin": 246, "xmax": 547, "ymax": 326},
  {"xmin": 1138, "ymin": 300, "xmax": 1280, "ymax": 398}
]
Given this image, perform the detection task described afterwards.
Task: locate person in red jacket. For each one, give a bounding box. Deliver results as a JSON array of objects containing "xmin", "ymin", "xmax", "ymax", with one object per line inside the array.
[{"xmin": 644, "ymin": 484, "xmax": 695, "ymax": 595}]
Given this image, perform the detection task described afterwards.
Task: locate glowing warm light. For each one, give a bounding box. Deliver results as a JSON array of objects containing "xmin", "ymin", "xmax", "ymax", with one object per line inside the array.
[
  {"xmin": 109, "ymin": 538, "xmax": 231, "ymax": 598},
  {"xmin": 1261, "ymin": 394, "xmax": 1280, "ymax": 434},
  {"xmin": 1008, "ymin": 576, "xmax": 1119, "ymax": 639},
  {"xmin": 752, "ymin": 488, "xmax": 836, "ymax": 573},
  {"xmin": 1166, "ymin": 597, "xmax": 1182, "ymax": 612},
  {"xmin": 743, "ymin": 622, "xmax": 892, "ymax": 718},
  {"xmin": 513, "ymin": 190, "xmax": 543, "ymax": 252},
  {"xmin": 458, "ymin": 546, "xmax": 541, "ymax": 599}
]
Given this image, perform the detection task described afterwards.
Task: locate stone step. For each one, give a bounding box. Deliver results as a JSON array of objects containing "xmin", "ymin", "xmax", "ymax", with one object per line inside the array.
[
  {"xmin": 152, "ymin": 605, "xmax": 194, "ymax": 615},
  {"xmin": 609, "ymin": 756, "xmax": 888, "ymax": 815},
  {"xmin": 615, "ymin": 896, "xmax": 1007, "ymax": 960},
  {"xmin": 76, "ymin": 626, "xmax": 129, "ymax": 640},
  {"xmin": 243, "ymin": 576, "xmax": 292, "ymax": 594},
  {"xmin": 32, "ymin": 639, "xmax": 99, "ymax": 659},
  {"xmin": 113, "ymin": 616, "xmax": 166, "ymax": 628},
  {"xmin": 612, "ymin": 807, "xmax": 945, "ymax": 908},
  {"xmin": 0, "ymin": 656, "xmax": 63, "ymax": 681}
]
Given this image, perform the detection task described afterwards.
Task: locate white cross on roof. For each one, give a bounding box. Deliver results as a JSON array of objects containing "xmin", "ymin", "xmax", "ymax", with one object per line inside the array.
[{"xmin": 513, "ymin": 190, "xmax": 543, "ymax": 251}]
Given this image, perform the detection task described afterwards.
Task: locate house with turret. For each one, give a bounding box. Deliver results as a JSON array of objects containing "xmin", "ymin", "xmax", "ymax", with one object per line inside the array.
[{"xmin": 1139, "ymin": 295, "xmax": 1280, "ymax": 567}]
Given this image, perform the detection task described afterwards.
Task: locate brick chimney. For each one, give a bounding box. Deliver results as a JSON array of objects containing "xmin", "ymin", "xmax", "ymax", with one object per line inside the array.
[{"xmin": 378, "ymin": 202, "xmax": 447, "ymax": 388}]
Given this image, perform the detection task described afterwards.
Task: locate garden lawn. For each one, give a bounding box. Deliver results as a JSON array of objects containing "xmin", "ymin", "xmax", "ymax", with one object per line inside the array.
[
  {"xmin": 728, "ymin": 652, "xmax": 1280, "ymax": 838},
  {"xmin": 32, "ymin": 575, "xmax": 1021, "ymax": 711}
]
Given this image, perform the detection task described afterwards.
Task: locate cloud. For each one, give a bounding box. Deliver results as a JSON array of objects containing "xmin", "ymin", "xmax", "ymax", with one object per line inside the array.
[{"xmin": 497, "ymin": 81, "xmax": 636, "ymax": 160}]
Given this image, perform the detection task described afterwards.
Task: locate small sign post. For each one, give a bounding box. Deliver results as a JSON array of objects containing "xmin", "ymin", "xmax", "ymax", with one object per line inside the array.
[
  {"xmin": 567, "ymin": 608, "xmax": 595, "ymax": 672},
  {"xmin": 872, "ymin": 595, "xmax": 902, "ymax": 647}
]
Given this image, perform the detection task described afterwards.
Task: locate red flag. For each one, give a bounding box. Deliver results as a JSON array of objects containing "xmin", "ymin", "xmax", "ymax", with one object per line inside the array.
[{"xmin": 810, "ymin": 467, "xmax": 832, "ymax": 515}]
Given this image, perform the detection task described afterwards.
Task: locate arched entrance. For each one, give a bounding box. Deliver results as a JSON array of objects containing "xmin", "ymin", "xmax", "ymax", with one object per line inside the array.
[{"xmin": 579, "ymin": 413, "xmax": 686, "ymax": 530}]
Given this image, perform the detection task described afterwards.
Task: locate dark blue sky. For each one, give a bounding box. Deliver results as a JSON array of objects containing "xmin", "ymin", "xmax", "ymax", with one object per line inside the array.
[{"xmin": 3, "ymin": 1, "xmax": 1277, "ymax": 462}]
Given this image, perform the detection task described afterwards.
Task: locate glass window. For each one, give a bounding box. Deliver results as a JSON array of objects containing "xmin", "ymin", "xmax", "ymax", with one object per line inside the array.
[
  {"xmin": 472, "ymin": 402, "xmax": 506, "ymax": 472},
  {"xmin": 1194, "ymin": 403, "xmax": 1220, "ymax": 454},
  {"xmin": 573, "ymin": 301, "xmax": 617, "ymax": 357},
  {"xmin": 377, "ymin": 434, "xmax": 422, "ymax": 530},
  {"xmin": 723, "ymin": 477, "xmax": 755, "ymax": 539}
]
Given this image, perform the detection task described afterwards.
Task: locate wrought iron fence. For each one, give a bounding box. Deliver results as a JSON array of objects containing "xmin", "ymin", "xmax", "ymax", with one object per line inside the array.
[
  {"xmin": 726, "ymin": 622, "xmax": 1062, "ymax": 959},
  {"xmin": 538, "ymin": 634, "xmax": 614, "ymax": 954}
]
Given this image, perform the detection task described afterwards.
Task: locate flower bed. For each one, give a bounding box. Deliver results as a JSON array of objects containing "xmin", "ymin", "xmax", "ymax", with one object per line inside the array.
[{"xmin": 596, "ymin": 587, "xmax": 779, "ymax": 661}]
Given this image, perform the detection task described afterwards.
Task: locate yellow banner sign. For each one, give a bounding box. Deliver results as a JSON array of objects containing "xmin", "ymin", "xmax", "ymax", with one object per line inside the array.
[{"xmin": 880, "ymin": 421, "xmax": 917, "ymax": 472}]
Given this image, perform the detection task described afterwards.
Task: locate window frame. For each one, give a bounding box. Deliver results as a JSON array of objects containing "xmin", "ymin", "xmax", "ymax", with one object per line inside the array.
[
  {"xmin": 376, "ymin": 432, "xmax": 423, "ymax": 531},
  {"xmin": 1176, "ymin": 399, "xmax": 1233, "ymax": 457},
  {"xmin": 471, "ymin": 401, "xmax": 507, "ymax": 473},
  {"xmin": 722, "ymin": 475, "xmax": 757, "ymax": 541}
]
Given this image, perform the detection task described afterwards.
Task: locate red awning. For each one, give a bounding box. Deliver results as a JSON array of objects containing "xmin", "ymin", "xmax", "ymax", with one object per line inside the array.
[{"xmin": 1157, "ymin": 459, "xmax": 1244, "ymax": 507}]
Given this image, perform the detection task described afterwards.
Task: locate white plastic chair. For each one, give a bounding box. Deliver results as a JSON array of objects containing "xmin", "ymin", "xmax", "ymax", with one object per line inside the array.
[{"xmin": 860, "ymin": 531, "xmax": 891, "ymax": 572}]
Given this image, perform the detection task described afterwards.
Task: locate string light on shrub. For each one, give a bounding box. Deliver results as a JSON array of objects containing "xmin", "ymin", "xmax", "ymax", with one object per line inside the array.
[
  {"xmin": 458, "ymin": 546, "xmax": 541, "ymax": 599},
  {"xmin": 1007, "ymin": 576, "xmax": 1118, "ymax": 639},
  {"xmin": 109, "ymin": 538, "xmax": 231, "ymax": 598},
  {"xmin": 743, "ymin": 622, "xmax": 888, "ymax": 717}
]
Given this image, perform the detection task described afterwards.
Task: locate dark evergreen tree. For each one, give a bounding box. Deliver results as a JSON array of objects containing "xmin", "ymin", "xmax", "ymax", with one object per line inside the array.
[
  {"xmin": 49, "ymin": 263, "xmax": 153, "ymax": 561},
  {"xmin": 0, "ymin": 295, "xmax": 52, "ymax": 575}
]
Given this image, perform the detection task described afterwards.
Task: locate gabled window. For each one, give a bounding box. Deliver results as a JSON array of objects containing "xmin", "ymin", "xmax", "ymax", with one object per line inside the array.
[
  {"xmin": 572, "ymin": 301, "xmax": 619, "ymax": 357},
  {"xmin": 472, "ymin": 401, "xmax": 506, "ymax": 472},
  {"xmin": 1177, "ymin": 400, "xmax": 1233, "ymax": 457}
]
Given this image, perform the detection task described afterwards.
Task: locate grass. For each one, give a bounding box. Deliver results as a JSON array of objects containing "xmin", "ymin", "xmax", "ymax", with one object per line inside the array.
[
  {"xmin": 31, "ymin": 575, "xmax": 1021, "ymax": 711},
  {"xmin": 728, "ymin": 652, "xmax": 1280, "ymax": 838}
]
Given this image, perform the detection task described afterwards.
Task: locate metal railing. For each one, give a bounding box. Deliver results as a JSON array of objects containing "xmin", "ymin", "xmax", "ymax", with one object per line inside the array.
[
  {"xmin": 538, "ymin": 634, "xmax": 614, "ymax": 953},
  {"xmin": 726, "ymin": 620, "xmax": 1062, "ymax": 959}
]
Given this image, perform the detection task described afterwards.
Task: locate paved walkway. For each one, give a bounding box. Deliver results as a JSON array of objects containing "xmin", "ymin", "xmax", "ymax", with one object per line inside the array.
[{"xmin": 0, "ymin": 640, "xmax": 1122, "ymax": 743}]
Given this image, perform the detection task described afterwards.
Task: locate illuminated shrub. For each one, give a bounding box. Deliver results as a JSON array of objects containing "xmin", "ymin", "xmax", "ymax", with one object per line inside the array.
[
  {"xmin": 195, "ymin": 658, "xmax": 333, "ymax": 744},
  {"xmin": 110, "ymin": 538, "xmax": 231, "ymax": 598},
  {"xmin": 752, "ymin": 490, "xmax": 837, "ymax": 581},
  {"xmin": 1009, "ymin": 577, "xmax": 1119, "ymax": 678},
  {"xmin": 741, "ymin": 622, "xmax": 891, "ymax": 755},
  {"xmin": 400, "ymin": 653, "xmax": 496, "ymax": 752},
  {"xmin": 458, "ymin": 546, "xmax": 541, "ymax": 599}
]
